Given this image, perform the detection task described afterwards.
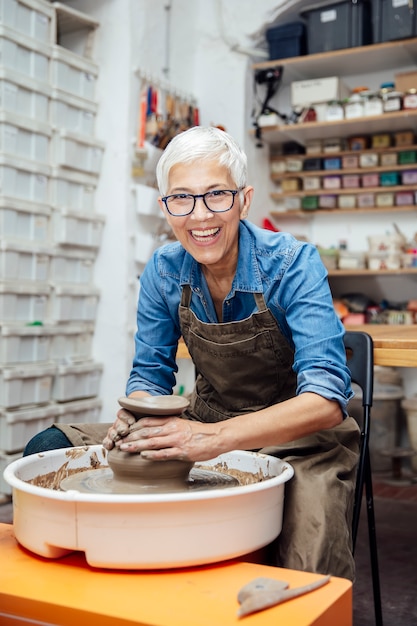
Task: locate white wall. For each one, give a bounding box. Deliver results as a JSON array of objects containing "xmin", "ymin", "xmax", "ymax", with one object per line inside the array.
[{"xmin": 63, "ymin": 0, "xmax": 417, "ymax": 420}]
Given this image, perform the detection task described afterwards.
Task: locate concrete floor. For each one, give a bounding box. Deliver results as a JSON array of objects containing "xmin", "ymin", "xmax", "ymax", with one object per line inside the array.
[{"xmin": 1, "ymin": 475, "xmax": 416, "ymax": 626}]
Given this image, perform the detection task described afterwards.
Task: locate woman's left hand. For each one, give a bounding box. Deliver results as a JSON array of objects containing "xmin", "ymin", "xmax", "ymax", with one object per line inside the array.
[{"xmin": 116, "ymin": 416, "xmax": 225, "ymax": 462}]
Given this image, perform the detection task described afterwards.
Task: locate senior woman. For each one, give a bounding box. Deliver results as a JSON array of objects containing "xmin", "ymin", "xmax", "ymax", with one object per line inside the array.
[{"xmin": 24, "ymin": 126, "xmax": 359, "ymax": 581}]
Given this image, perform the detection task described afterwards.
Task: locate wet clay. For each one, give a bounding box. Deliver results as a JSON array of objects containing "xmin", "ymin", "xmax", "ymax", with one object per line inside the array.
[{"xmin": 107, "ymin": 395, "xmax": 194, "ymax": 488}]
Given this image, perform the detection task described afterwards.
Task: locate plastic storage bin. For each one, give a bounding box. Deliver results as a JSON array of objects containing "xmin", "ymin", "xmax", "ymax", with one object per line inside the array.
[
  {"xmin": 49, "ymin": 323, "xmax": 94, "ymax": 363},
  {"xmin": 0, "ymin": 281, "xmax": 50, "ymax": 323},
  {"xmin": 0, "ymin": 362, "xmax": 56, "ymax": 409},
  {"xmin": 50, "ymin": 247, "xmax": 95, "ymax": 285},
  {"xmin": 302, "ymin": 1, "xmax": 373, "ymax": 54},
  {"xmin": 52, "ymin": 360, "xmax": 102, "ymax": 402},
  {"xmin": 52, "ymin": 208, "xmax": 105, "ymax": 248},
  {"xmin": 0, "ymin": 154, "xmax": 50, "ymax": 202},
  {"xmin": 50, "ymin": 88, "xmax": 97, "ymax": 137},
  {"xmin": 265, "ymin": 21, "xmax": 306, "ymax": 60},
  {"xmin": 48, "ymin": 284, "xmax": 99, "ymax": 323},
  {"xmin": 134, "ymin": 183, "xmax": 160, "ymax": 216},
  {"xmin": 0, "ymin": 67, "xmax": 50, "ymax": 122},
  {"xmin": 0, "ymin": 402, "xmax": 58, "ymax": 453},
  {"xmin": 52, "ymin": 129, "xmax": 104, "ymax": 174},
  {"xmin": 0, "ymin": 111, "xmax": 51, "ymax": 163},
  {"xmin": 50, "ymin": 45, "xmax": 98, "ymax": 101},
  {"xmin": 56, "ymin": 396, "xmax": 102, "ymax": 425},
  {"xmin": 0, "ymin": 240, "xmax": 52, "ymax": 282},
  {"xmin": 0, "ymin": 0, "xmax": 53, "ymax": 44},
  {"xmin": 0, "ymin": 197, "xmax": 51, "ymax": 244},
  {"xmin": 0, "ymin": 324, "xmax": 52, "ymax": 365},
  {"xmin": 50, "ymin": 167, "xmax": 97, "ymax": 213},
  {"xmin": 371, "ymin": 0, "xmax": 417, "ymax": 43},
  {"xmin": 0, "ymin": 24, "xmax": 50, "ymax": 84},
  {"xmin": 0, "ymin": 451, "xmax": 21, "ymax": 495}
]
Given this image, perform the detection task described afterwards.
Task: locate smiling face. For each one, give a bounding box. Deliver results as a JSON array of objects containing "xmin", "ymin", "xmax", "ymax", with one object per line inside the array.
[{"xmin": 159, "ymin": 160, "xmax": 253, "ymax": 275}]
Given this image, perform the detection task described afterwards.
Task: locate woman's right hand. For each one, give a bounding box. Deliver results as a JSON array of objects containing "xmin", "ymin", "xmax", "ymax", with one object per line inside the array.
[{"xmin": 102, "ymin": 409, "xmax": 137, "ymax": 450}]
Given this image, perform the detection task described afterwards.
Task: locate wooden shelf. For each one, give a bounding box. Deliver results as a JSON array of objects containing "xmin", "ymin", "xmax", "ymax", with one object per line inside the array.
[
  {"xmin": 328, "ymin": 268, "xmax": 417, "ymax": 278},
  {"xmin": 270, "ymin": 205, "xmax": 417, "ymax": 219},
  {"xmin": 270, "ymin": 144, "xmax": 417, "ymax": 161},
  {"xmin": 272, "ymin": 164, "xmax": 417, "ymax": 180},
  {"xmin": 253, "ymin": 38, "xmax": 417, "ymax": 87},
  {"xmin": 272, "ymin": 185, "xmax": 417, "ymax": 198},
  {"xmin": 258, "ymin": 110, "xmax": 417, "ymax": 146}
]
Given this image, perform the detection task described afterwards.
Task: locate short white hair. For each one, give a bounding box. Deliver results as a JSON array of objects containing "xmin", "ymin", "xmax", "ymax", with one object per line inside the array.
[{"xmin": 156, "ymin": 126, "xmax": 247, "ymax": 196}]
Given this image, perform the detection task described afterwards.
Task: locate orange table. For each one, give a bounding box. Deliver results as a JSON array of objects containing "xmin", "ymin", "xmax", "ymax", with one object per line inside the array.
[{"xmin": 0, "ymin": 524, "xmax": 352, "ymax": 626}]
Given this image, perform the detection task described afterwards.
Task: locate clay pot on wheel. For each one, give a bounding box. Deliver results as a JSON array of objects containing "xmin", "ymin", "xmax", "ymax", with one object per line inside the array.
[{"xmin": 108, "ymin": 395, "xmax": 193, "ymax": 486}]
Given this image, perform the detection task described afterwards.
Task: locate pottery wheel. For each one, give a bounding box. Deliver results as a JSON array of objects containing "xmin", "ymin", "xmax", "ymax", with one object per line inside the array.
[{"xmin": 60, "ymin": 395, "xmax": 240, "ymax": 494}]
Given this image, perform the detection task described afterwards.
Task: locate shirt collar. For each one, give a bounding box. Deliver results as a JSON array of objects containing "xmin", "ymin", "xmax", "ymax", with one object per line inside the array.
[{"xmin": 179, "ymin": 221, "xmax": 263, "ymax": 295}]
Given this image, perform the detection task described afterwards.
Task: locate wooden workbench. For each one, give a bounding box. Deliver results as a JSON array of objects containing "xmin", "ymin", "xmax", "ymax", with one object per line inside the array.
[
  {"xmin": 0, "ymin": 524, "xmax": 352, "ymax": 626},
  {"xmin": 345, "ymin": 325, "xmax": 417, "ymax": 367}
]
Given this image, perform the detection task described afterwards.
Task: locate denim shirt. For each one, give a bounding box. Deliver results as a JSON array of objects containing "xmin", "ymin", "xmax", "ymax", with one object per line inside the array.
[{"xmin": 126, "ymin": 220, "xmax": 353, "ymax": 414}]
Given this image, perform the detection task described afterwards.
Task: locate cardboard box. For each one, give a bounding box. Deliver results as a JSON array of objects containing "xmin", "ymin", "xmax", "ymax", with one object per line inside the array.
[
  {"xmin": 291, "ymin": 76, "xmax": 350, "ymax": 107},
  {"xmin": 395, "ymin": 71, "xmax": 417, "ymax": 93}
]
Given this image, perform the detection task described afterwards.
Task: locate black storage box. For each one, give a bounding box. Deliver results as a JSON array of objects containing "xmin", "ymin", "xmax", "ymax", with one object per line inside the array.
[
  {"xmin": 266, "ymin": 21, "xmax": 307, "ymax": 60},
  {"xmin": 371, "ymin": 0, "xmax": 417, "ymax": 43},
  {"xmin": 302, "ymin": 1, "xmax": 373, "ymax": 54},
  {"xmin": 303, "ymin": 158, "xmax": 323, "ymax": 171}
]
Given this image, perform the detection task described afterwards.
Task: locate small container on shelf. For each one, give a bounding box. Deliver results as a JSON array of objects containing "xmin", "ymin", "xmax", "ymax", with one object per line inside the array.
[
  {"xmin": 285, "ymin": 158, "xmax": 304, "ymax": 172},
  {"xmin": 380, "ymin": 82, "xmax": 403, "ymax": 113},
  {"xmin": 305, "ymin": 139, "xmax": 322, "ymax": 154},
  {"xmin": 371, "ymin": 133, "xmax": 391, "ymax": 149},
  {"xmin": 342, "ymin": 174, "xmax": 360, "ymax": 188},
  {"xmin": 323, "ymin": 157, "xmax": 341, "ymax": 170},
  {"xmin": 281, "ymin": 178, "xmax": 301, "ymax": 192},
  {"xmin": 325, "ymin": 101, "xmax": 344, "ymax": 122},
  {"xmin": 317, "ymin": 247, "xmax": 338, "ymax": 271},
  {"xmin": 359, "ymin": 152, "xmax": 379, "ymax": 168},
  {"xmin": 401, "ymin": 170, "xmax": 417, "ymax": 185},
  {"xmin": 357, "ymin": 192, "xmax": 375, "ymax": 208},
  {"xmin": 367, "ymin": 252, "xmax": 401, "ymax": 270},
  {"xmin": 303, "ymin": 176, "xmax": 321, "ymax": 191},
  {"xmin": 301, "ymin": 195, "xmax": 319, "ymax": 211},
  {"xmin": 403, "ymin": 89, "xmax": 417, "ymax": 110},
  {"xmin": 380, "ymin": 171, "xmax": 400, "ymax": 186},
  {"xmin": 318, "ymin": 195, "xmax": 337, "ymax": 209},
  {"xmin": 284, "ymin": 196, "xmax": 302, "ymax": 211},
  {"xmin": 338, "ymin": 250, "xmax": 366, "ymax": 269},
  {"xmin": 323, "ymin": 137, "xmax": 344, "ymax": 153},
  {"xmin": 323, "ymin": 175, "xmax": 341, "ymax": 189},
  {"xmin": 402, "ymin": 250, "xmax": 417, "ymax": 268},
  {"xmin": 398, "ymin": 150, "xmax": 417, "ymax": 165},
  {"xmin": 348, "ymin": 136, "xmax": 369, "ymax": 151},
  {"xmin": 376, "ymin": 192, "xmax": 394, "ymax": 207},
  {"xmin": 394, "ymin": 130, "xmax": 414, "ymax": 147},
  {"xmin": 338, "ymin": 194, "xmax": 356, "ymax": 209},
  {"xmin": 362, "ymin": 173, "xmax": 380, "ymax": 188},
  {"xmin": 363, "ymin": 91, "xmax": 384, "ymax": 116},
  {"xmin": 303, "ymin": 158, "xmax": 322, "ymax": 171},
  {"xmin": 380, "ymin": 152, "xmax": 398, "ymax": 167},
  {"xmin": 395, "ymin": 191, "xmax": 414, "ymax": 206},
  {"xmin": 270, "ymin": 159, "xmax": 286, "ymax": 175},
  {"xmin": 345, "ymin": 93, "xmax": 365, "ymax": 119},
  {"xmin": 342, "ymin": 154, "xmax": 359, "ymax": 169}
]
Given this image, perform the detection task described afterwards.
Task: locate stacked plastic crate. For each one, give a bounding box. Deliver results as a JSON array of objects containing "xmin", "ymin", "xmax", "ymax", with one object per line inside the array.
[{"xmin": 0, "ymin": 0, "xmax": 105, "ymax": 496}]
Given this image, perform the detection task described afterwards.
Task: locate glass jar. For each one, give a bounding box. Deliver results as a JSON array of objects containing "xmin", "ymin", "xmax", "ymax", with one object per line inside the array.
[
  {"xmin": 345, "ymin": 93, "xmax": 364, "ymax": 119},
  {"xmin": 382, "ymin": 91, "xmax": 403, "ymax": 112},
  {"xmin": 403, "ymin": 89, "xmax": 417, "ymax": 110},
  {"xmin": 363, "ymin": 91, "xmax": 383, "ymax": 116},
  {"xmin": 325, "ymin": 100, "xmax": 344, "ymax": 121}
]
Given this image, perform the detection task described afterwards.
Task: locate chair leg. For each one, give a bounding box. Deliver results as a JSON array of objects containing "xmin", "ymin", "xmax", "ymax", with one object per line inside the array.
[{"xmin": 364, "ymin": 448, "xmax": 383, "ymax": 626}]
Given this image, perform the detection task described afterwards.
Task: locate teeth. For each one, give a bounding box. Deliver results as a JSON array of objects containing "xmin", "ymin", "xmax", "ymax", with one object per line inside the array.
[{"xmin": 191, "ymin": 228, "xmax": 219, "ymax": 237}]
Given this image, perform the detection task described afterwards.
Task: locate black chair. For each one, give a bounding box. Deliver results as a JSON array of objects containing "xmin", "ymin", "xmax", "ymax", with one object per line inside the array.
[{"xmin": 344, "ymin": 330, "xmax": 383, "ymax": 626}]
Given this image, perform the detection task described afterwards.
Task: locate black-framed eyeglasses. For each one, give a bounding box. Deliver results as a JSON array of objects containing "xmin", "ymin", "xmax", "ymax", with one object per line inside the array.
[{"xmin": 161, "ymin": 188, "xmax": 243, "ymax": 217}]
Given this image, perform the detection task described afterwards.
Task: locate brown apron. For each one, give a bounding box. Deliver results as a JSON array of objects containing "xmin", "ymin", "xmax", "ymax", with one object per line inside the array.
[
  {"xmin": 179, "ymin": 285, "xmax": 359, "ymax": 581},
  {"xmin": 56, "ymin": 285, "xmax": 359, "ymax": 580}
]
